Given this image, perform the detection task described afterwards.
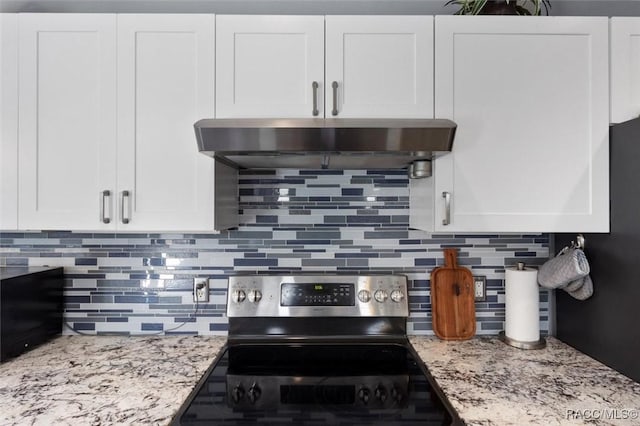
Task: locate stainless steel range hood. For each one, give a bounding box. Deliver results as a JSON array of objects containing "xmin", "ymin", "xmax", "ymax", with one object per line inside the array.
[{"xmin": 195, "ymin": 118, "xmax": 456, "ymax": 178}]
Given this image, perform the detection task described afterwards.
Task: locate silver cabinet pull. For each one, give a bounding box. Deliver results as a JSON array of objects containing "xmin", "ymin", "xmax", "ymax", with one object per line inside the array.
[
  {"xmin": 312, "ymin": 81, "xmax": 319, "ymax": 116},
  {"xmin": 442, "ymin": 191, "xmax": 451, "ymax": 226},
  {"xmin": 101, "ymin": 190, "xmax": 111, "ymax": 224},
  {"xmin": 331, "ymin": 81, "xmax": 339, "ymax": 116},
  {"xmin": 121, "ymin": 190, "xmax": 131, "ymax": 224}
]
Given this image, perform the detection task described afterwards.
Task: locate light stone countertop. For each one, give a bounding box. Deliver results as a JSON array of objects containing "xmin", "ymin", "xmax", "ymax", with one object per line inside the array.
[
  {"xmin": 409, "ymin": 336, "xmax": 640, "ymax": 426},
  {"xmin": 0, "ymin": 335, "xmax": 227, "ymax": 425},
  {"xmin": 1, "ymin": 335, "xmax": 639, "ymax": 425}
]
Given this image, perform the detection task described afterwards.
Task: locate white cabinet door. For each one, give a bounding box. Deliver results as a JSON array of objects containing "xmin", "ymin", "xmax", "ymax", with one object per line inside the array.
[
  {"xmin": 611, "ymin": 18, "xmax": 640, "ymax": 124},
  {"xmin": 325, "ymin": 16, "xmax": 434, "ymax": 118},
  {"xmin": 425, "ymin": 16, "xmax": 609, "ymax": 233},
  {"xmin": 216, "ymin": 15, "xmax": 324, "ymax": 118},
  {"xmin": 1, "ymin": 14, "xmax": 18, "ymax": 230},
  {"xmin": 117, "ymin": 14, "xmax": 216, "ymax": 231},
  {"xmin": 18, "ymin": 14, "xmax": 117, "ymax": 230}
]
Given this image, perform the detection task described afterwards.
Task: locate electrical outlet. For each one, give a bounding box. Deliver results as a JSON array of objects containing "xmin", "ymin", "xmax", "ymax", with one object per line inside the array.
[
  {"xmin": 193, "ymin": 278, "xmax": 210, "ymax": 303},
  {"xmin": 473, "ymin": 276, "xmax": 487, "ymax": 302}
]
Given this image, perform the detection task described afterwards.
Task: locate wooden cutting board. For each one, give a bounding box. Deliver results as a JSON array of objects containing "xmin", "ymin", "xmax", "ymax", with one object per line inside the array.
[{"xmin": 430, "ymin": 248, "xmax": 476, "ymax": 340}]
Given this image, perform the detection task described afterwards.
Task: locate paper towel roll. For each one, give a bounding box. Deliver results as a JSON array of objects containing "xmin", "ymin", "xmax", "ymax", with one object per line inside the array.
[{"xmin": 505, "ymin": 264, "xmax": 540, "ymax": 342}]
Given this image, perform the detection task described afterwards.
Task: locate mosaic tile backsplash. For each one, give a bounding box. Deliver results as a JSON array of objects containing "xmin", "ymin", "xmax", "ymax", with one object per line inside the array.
[{"xmin": 0, "ymin": 169, "xmax": 550, "ymax": 336}]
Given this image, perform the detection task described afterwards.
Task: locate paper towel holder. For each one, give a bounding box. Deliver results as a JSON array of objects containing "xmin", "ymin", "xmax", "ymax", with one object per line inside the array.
[
  {"xmin": 499, "ymin": 261, "xmax": 547, "ymax": 350},
  {"xmin": 498, "ymin": 331, "xmax": 546, "ymax": 350}
]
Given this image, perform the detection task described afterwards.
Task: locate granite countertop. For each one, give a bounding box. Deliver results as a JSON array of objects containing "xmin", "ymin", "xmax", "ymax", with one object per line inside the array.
[
  {"xmin": 1, "ymin": 335, "xmax": 639, "ymax": 425},
  {"xmin": 409, "ymin": 336, "xmax": 640, "ymax": 426},
  {"xmin": 0, "ymin": 335, "xmax": 226, "ymax": 425}
]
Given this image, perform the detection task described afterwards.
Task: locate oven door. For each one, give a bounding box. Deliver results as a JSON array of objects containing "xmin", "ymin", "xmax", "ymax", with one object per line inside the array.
[{"xmin": 171, "ymin": 343, "xmax": 458, "ymax": 425}]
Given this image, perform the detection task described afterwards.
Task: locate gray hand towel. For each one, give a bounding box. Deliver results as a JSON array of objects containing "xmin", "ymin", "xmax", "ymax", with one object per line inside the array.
[
  {"xmin": 538, "ymin": 248, "xmax": 590, "ymax": 289},
  {"xmin": 563, "ymin": 276, "xmax": 586, "ymax": 292},
  {"xmin": 565, "ymin": 275, "xmax": 594, "ymax": 300}
]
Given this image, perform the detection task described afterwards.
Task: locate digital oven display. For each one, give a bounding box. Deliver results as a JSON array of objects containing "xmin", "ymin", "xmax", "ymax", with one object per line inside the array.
[
  {"xmin": 312, "ymin": 284, "xmax": 329, "ymax": 293},
  {"xmin": 281, "ymin": 283, "xmax": 355, "ymax": 306}
]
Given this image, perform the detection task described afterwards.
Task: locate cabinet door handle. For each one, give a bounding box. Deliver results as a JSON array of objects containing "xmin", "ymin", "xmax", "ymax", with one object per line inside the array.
[
  {"xmin": 312, "ymin": 81, "xmax": 319, "ymax": 116},
  {"xmin": 121, "ymin": 190, "xmax": 131, "ymax": 224},
  {"xmin": 442, "ymin": 191, "xmax": 451, "ymax": 226},
  {"xmin": 101, "ymin": 190, "xmax": 111, "ymax": 224},
  {"xmin": 331, "ymin": 81, "xmax": 339, "ymax": 116}
]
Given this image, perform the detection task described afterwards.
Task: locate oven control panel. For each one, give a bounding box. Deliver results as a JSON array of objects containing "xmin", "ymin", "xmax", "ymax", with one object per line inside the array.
[
  {"xmin": 281, "ymin": 282, "xmax": 355, "ymax": 306},
  {"xmin": 227, "ymin": 275, "xmax": 408, "ymax": 317},
  {"xmin": 226, "ymin": 374, "xmax": 409, "ymax": 410}
]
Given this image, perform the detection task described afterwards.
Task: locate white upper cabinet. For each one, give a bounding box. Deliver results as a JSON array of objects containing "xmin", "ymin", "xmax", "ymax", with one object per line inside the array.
[
  {"xmin": 325, "ymin": 16, "xmax": 434, "ymax": 118},
  {"xmin": 216, "ymin": 15, "xmax": 324, "ymax": 118},
  {"xmin": 18, "ymin": 13, "xmax": 216, "ymax": 231},
  {"xmin": 117, "ymin": 14, "xmax": 216, "ymax": 231},
  {"xmin": 411, "ymin": 16, "xmax": 609, "ymax": 233},
  {"xmin": 611, "ymin": 18, "xmax": 640, "ymax": 124},
  {"xmin": 1, "ymin": 14, "xmax": 18, "ymax": 230},
  {"xmin": 12, "ymin": 13, "xmax": 614, "ymax": 234},
  {"xmin": 215, "ymin": 15, "xmax": 434, "ymax": 118},
  {"xmin": 18, "ymin": 14, "xmax": 118, "ymax": 230}
]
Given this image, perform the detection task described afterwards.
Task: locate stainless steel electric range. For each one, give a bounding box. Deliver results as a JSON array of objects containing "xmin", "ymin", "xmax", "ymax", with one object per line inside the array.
[{"xmin": 171, "ymin": 275, "xmax": 460, "ymax": 425}]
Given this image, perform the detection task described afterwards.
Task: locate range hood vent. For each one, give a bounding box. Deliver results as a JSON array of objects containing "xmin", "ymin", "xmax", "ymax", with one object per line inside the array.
[{"xmin": 195, "ymin": 118, "xmax": 456, "ymax": 178}]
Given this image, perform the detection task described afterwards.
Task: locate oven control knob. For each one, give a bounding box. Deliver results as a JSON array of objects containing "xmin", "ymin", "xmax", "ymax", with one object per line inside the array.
[
  {"xmin": 232, "ymin": 289, "xmax": 246, "ymax": 303},
  {"xmin": 248, "ymin": 289, "xmax": 262, "ymax": 303},
  {"xmin": 231, "ymin": 384, "xmax": 245, "ymax": 404},
  {"xmin": 390, "ymin": 290, "xmax": 404, "ymax": 303},
  {"xmin": 357, "ymin": 387, "xmax": 370, "ymax": 405},
  {"xmin": 391, "ymin": 386, "xmax": 404, "ymax": 403},
  {"xmin": 374, "ymin": 385, "xmax": 388, "ymax": 403},
  {"xmin": 374, "ymin": 290, "xmax": 388, "ymax": 303},
  {"xmin": 358, "ymin": 289, "xmax": 371, "ymax": 303},
  {"xmin": 248, "ymin": 383, "xmax": 261, "ymax": 404}
]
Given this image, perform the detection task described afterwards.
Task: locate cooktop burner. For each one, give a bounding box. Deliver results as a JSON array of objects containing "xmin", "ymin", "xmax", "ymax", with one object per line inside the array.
[
  {"xmin": 170, "ymin": 275, "xmax": 460, "ymax": 425},
  {"xmin": 173, "ymin": 343, "xmax": 453, "ymax": 425}
]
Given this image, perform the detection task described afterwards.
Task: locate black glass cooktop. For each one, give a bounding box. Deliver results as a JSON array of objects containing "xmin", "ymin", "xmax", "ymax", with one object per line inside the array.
[{"xmin": 171, "ymin": 343, "xmax": 455, "ymax": 425}]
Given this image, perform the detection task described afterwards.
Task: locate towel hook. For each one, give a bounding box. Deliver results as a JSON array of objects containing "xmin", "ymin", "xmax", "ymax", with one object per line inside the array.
[
  {"xmin": 558, "ymin": 234, "xmax": 586, "ymax": 256},
  {"xmin": 572, "ymin": 234, "xmax": 585, "ymax": 250}
]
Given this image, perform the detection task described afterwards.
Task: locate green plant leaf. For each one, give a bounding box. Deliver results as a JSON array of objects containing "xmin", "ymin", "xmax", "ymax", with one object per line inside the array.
[
  {"xmin": 444, "ymin": 0, "xmax": 551, "ymax": 16},
  {"xmin": 515, "ymin": 5, "xmax": 532, "ymax": 15}
]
